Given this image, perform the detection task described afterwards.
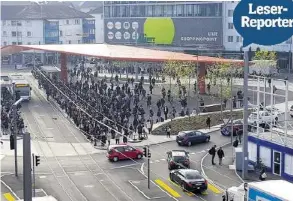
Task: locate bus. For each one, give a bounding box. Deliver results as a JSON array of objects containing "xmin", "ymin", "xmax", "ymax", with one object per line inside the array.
[{"xmin": 10, "ymin": 75, "xmax": 32, "ymax": 101}]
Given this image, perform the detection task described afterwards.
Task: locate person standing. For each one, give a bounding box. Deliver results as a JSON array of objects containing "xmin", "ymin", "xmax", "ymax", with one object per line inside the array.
[
  {"xmin": 209, "ymin": 145, "xmax": 217, "ymax": 165},
  {"xmin": 107, "ymin": 131, "xmax": 111, "ymax": 146},
  {"xmin": 217, "ymin": 147, "xmax": 225, "ymax": 165},
  {"xmin": 163, "ymin": 106, "xmax": 169, "ymax": 120},
  {"xmin": 146, "ymin": 120, "xmax": 152, "ymax": 134},
  {"xmin": 166, "ymin": 125, "xmax": 171, "ymax": 138},
  {"xmin": 206, "ymin": 116, "xmax": 211, "ymax": 129},
  {"xmin": 115, "ymin": 132, "xmax": 120, "ymax": 144}
]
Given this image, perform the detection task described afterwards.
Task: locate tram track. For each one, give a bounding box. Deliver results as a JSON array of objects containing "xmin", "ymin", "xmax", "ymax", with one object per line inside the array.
[{"xmin": 25, "ymin": 75, "xmax": 134, "ymax": 201}]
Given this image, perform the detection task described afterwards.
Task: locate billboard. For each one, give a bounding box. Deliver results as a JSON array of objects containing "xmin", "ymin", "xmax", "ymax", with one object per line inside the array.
[{"xmin": 104, "ymin": 17, "xmax": 223, "ymax": 47}]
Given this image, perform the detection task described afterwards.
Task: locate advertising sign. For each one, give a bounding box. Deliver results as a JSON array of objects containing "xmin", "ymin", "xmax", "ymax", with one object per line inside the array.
[{"xmin": 104, "ymin": 17, "xmax": 223, "ymax": 47}]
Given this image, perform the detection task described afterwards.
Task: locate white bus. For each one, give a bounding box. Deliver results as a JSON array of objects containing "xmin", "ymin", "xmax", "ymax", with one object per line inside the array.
[{"xmin": 10, "ymin": 75, "xmax": 32, "ymax": 101}]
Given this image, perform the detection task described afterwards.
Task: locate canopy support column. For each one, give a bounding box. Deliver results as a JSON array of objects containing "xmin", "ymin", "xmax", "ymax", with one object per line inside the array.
[
  {"xmin": 198, "ymin": 63, "xmax": 206, "ymax": 94},
  {"xmin": 60, "ymin": 53, "xmax": 68, "ymax": 83}
]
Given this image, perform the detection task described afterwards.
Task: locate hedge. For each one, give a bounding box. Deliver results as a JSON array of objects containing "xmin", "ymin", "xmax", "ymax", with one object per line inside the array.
[{"xmin": 152, "ymin": 110, "xmax": 250, "ymax": 135}]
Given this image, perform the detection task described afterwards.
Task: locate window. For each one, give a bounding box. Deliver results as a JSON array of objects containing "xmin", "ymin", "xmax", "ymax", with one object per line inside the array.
[
  {"xmin": 65, "ymin": 31, "xmax": 71, "ymax": 36},
  {"xmin": 105, "ymin": 6, "xmax": 110, "ymax": 17},
  {"xmin": 194, "ymin": 5, "xmax": 199, "ymax": 16},
  {"xmin": 12, "ymin": 42, "xmax": 17, "ymax": 45},
  {"xmin": 68, "ymin": 40, "xmax": 71, "ymax": 44},
  {"xmin": 11, "ymin": 21, "xmax": 17, "ymax": 26},
  {"xmin": 18, "ymin": 42, "xmax": 22, "ymax": 45},
  {"xmin": 248, "ymin": 142, "xmax": 257, "ymax": 162},
  {"xmin": 146, "ymin": 5, "xmax": 153, "ymax": 16},
  {"xmin": 113, "ymin": 6, "xmax": 120, "ymax": 17},
  {"xmin": 236, "ymin": 36, "xmax": 242, "ymax": 42},
  {"xmin": 27, "ymin": 31, "xmax": 32, "ymax": 37},
  {"xmin": 60, "ymin": 31, "xmax": 63, "ymax": 36},
  {"xmin": 65, "ymin": 20, "xmax": 70, "ymax": 25},
  {"xmin": 12, "ymin": 31, "xmax": 17, "ymax": 37},
  {"xmin": 2, "ymin": 20, "xmax": 6, "ymax": 26},
  {"xmin": 75, "ymin": 19, "xmax": 80, "ymax": 25},
  {"xmin": 285, "ymin": 154, "xmax": 293, "ymax": 175},
  {"xmin": 27, "ymin": 42, "xmax": 31, "ymax": 45},
  {"xmin": 163, "ymin": 5, "xmax": 173, "ymax": 17},
  {"xmin": 154, "ymin": 5, "xmax": 163, "ymax": 17},
  {"xmin": 17, "ymin": 21, "xmax": 22, "ymax": 26},
  {"xmin": 88, "ymin": 20, "xmax": 95, "ymax": 24},
  {"xmin": 186, "ymin": 5, "xmax": 193, "ymax": 16},
  {"xmin": 17, "ymin": 32, "xmax": 22, "ymax": 37},
  {"xmin": 176, "ymin": 5, "xmax": 184, "ymax": 16},
  {"xmin": 138, "ymin": 5, "xmax": 145, "ymax": 17},
  {"xmin": 198, "ymin": 4, "xmax": 207, "ymax": 16},
  {"xmin": 2, "ymin": 31, "xmax": 7, "ymax": 36},
  {"xmin": 228, "ymin": 36, "xmax": 233, "ymax": 42},
  {"xmin": 259, "ymin": 146, "xmax": 271, "ymax": 168},
  {"xmin": 228, "ymin": 9, "xmax": 234, "ymax": 17},
  {"xmin": 78, "ymin": 40, "xmax": 81, "ymax": 44},
  {"xmin": 228, "ymin": 23, "xmax": 234, "ymax": 29},
  {"xmin": 89, "ymin": 29, "xmax": 95, "ymax": 34},
  {"xmin": 3, "ymin": 42, "xmax": 7, "ymax": 46}
]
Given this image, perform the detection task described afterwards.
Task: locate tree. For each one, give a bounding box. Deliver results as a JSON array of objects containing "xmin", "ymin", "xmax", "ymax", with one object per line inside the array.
[
  {"xmin": 206, "ymin": 61, "xmax": 242, "ymax": 119},
  {"xmin": 252, "ymin": 50, "xmax": 277, "ymax": 76},
  {"xmin": 253, "ymin": 50, "xmax": 277, "ymax": 61}
]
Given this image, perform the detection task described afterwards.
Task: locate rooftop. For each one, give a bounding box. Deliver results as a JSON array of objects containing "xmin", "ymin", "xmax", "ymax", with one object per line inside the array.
[
  {"xmin": 1, "ymin": 3, "xmax": 93, "ymax": 20},
  {"xmin": 1, "ymin": 44, "xmax": 244, "ymax": 64}
]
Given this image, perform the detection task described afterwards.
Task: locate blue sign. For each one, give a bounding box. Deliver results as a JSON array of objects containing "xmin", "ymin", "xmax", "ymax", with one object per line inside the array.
[
  {"xmin": 233, "ymin": 0, "xmax": 293, "ymax": 47},
  {"xmin": 248, "ymin": 187, "xmax": 282, "ymax": 201}
]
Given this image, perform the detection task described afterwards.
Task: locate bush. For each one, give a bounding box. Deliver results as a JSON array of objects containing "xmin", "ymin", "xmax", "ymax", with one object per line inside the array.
[{"xmin": 152, "ymin": 110, "xmax": 249, "ymax": 135}]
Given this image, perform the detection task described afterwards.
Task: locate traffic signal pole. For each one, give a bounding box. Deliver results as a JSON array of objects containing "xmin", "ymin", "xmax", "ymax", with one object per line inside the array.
[
  {"xmin": 32, "ymin": 153, "xmax": 36, "ymax": 197},
  {"xmin": 23, "ymin": 132, "xmax": 32, "ymax": 201},
  {"xmin": 147, "ymin": 146, "xmax": 150, "ymax": 189}
]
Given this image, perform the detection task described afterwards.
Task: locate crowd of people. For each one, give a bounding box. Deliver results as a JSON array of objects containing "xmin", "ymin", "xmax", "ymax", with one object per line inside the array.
[
  {"xmin": 32, "ymin": 64, "xmax": 193, "ymax": 146},
  {"xmin": 1, "ymin": 87, "xmax": 24, "ymax": 140}
]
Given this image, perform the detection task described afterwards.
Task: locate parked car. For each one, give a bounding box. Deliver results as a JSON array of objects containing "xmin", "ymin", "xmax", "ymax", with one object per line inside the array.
[
  {"xmin": 107, "ymin": 144, "xmax": 143, "ymax": 162},
  {"xmin": 248, "ymin": 111, "xmax": 279, "ymax": 126},
  {"xmin": 176, "ymin": 130, "xmax": 210, "ymax": 147},
  {"xmin": 167, "ymin": 150, "xmax": 190, "ymax": 170},
  {"xmin": 169, "ymin": 169, "xmax": 208, "ymax": 193},
  {"xmin": 290, "ymin": 105, "xmax": 293, "ymax": 117},
  {"xmin": 221, "ymin": 120, "xmax": 243, "ymax": 136}
]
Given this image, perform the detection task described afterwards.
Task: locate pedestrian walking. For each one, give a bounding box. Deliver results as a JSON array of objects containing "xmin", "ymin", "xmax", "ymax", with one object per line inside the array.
[
  {"xmin": 107, "ymin": 131, "xmax": 111, "ymax": 146},
  {"xmin": 208, "ymin": 145, "xmax": 217, "ymax": 165},
  {"xmin": 146, "ymin": 120, "xmax": 152, "ymax": 134},
  {"xmin": 115, "ymin": 132, "xmax": 120, "ymax": 144},
  {"xmin": 217, "ymin": 147, "xmax": 225, "ymax": 165},
  {"xmin": 206, "ymin": 116, "xmax": 211, "ymax": 129},
  {"xmin": 166, "ymin": 125, "xmax": 171, "ymax": 138}
]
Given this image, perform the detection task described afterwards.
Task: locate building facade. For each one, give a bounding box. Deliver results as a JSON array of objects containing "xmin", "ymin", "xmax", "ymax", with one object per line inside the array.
[
  {"xmin": 103, "ymin": 1, "xmax": 223, "ymax": 50},
  {"xmin": 1, "ymin": 3, "xmax": 96, "ymax": 46}
]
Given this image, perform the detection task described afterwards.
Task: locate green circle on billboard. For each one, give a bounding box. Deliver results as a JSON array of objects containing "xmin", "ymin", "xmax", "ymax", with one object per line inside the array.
[{"xmin": 144, "ymin": 18, "xmax": 175, "ymax": 45}]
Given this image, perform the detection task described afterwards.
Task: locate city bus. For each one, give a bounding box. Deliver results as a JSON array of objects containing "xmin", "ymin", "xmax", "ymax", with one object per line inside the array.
[{"xmin": 10, "ymin": 75, "xmax": 32, "ymax": 101}]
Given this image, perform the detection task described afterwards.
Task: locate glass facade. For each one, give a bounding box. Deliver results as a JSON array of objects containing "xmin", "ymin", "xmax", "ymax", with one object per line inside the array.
[{"xmin": 104, "ymin": 2, "xmax": 222, "ymax": 18}]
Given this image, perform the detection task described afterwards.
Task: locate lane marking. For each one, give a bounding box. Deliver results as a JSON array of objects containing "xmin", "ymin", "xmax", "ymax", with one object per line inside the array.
[
  {"xmin": 208, "ymin": 183, "xmax": 222, "ymax": 194},
  {"xmin": 168, "ymin": 178, "xmax": 208, "ymax": 196},
  {"xmin": 160, "ymin": 159, "xmax": 166, "ymax": 161},
  {"xmin": 155, "ymin": 160, "xmax": 160, "ymax": 162},
  {"xmin": 39, "ymin": 176, "xmax": 47, "ymax": 179},
  {"xmin": 155, "ymin": 179, "xmax": 181, "ymax": 198},
  {"xmin": 3, "ymin": 193, "xmax": 15, "ymax": 201}
]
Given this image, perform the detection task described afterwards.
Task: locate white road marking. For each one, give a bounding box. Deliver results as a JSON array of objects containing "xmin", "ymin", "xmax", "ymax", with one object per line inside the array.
[
  {"xmin": 46, "ymin": 128, "xmax": 54, "ymax": 130},
  {"xmin": 84, "ymin": 185, "xmax": 94, "ymax": 188},
  {"xmin": 39, "ymin": 176, "xmax": 47, "ymax": 179},
  {"xmin": 190, "ymin": 152, "xmax": 196, "ymax": 155},
  {"xmin": 150, "ymin": 161, "xmax": 154, "ymax": 163},
  {"xmin": 74, "ymin": 172, "xmax": 85, "ymax": 176},
  {"xmin": 160, "ymin": 159, "xmax": 166, "ymax": 161},
  {"xmin": 155, "ymin": 160, "xmax": 160, "ymax": 162},
  {"xmin": 140, "ymin": 162, "xmax": 145, "ymax": 175},
  {"xmin": 110, "ymin": 163, "xmax": 140, "ymax": 169}
]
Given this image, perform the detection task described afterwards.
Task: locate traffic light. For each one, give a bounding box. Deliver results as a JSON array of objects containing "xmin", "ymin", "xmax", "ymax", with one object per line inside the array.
[
  {"xmin": 10, "ymin": 135, "xmax": 14, "ymax": 150},
  {"xmin": 143, "ymin": 147, "xmax": 147, "ymax": 157},
  {"xmin": 35, "ymin": 155, "xmax": 40, "ymax": 166},
  {"xmin": 148, "ymin": 151, "xmax": 151, "ymax": 158}
]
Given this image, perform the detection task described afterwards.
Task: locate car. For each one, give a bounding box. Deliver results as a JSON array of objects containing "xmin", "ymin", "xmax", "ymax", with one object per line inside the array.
[
  {"xmin": 290, "ymin": 105, "xmax": 293, "ymax": 117},
  {"xmin": 221, "ymin": 120, "xmax": 243, "ymax": 136},
  {"xmin": 176, "ymin": 130, "xmax": 210, "ymax": 146},
  {"xmin": 107, "ymin": 144, "xmax": 143, "ymax": 162},
  {"xmin": 169, "ymin": 169, "xmax": 208, "ymax": 193},
  {"xmin": 248, "ymin": 111, "xmax": 278, "ymax": 126},
  {"xmin": 167, "ymin": 150, "xmax": 190, "ymax": 170}
]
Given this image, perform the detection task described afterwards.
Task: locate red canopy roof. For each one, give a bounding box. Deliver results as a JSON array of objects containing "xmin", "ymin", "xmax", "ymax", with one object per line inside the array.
[{"xmin": 1, "ymin": 44, "xmax": 243, "ymax": 64}]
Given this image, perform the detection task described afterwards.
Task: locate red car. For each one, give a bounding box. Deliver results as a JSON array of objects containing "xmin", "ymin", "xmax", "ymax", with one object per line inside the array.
[{"xmin": 107, "ymin": 144, "xmax": 143, "ymax": 162}]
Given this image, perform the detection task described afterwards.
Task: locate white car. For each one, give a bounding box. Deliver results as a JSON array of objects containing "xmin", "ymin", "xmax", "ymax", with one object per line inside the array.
[{"xmin": 248, "ymin": 111, "xmax": 279, "ymax": 126}]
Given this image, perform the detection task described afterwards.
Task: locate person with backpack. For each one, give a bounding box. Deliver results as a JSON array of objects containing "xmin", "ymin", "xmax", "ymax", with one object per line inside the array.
[{"xmin": 209, "ymin": 145, "xmax": 217, "ymax": 165}]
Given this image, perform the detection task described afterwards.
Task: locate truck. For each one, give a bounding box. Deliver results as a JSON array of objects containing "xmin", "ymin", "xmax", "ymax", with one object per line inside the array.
[{"xmin": 224, "ymin": 180, "xmax": 293, "ymax": 201}]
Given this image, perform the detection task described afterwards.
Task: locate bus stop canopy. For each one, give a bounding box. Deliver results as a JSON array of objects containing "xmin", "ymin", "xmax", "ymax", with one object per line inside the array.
[{"xmin": 1, "ymin": 44, "xmax": 244, "ymax": 64}]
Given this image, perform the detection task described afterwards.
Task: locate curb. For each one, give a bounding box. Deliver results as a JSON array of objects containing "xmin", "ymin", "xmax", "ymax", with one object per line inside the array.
[{"xmin": 200, "ymin": 141, "xmax": 233, "ymax": 192}]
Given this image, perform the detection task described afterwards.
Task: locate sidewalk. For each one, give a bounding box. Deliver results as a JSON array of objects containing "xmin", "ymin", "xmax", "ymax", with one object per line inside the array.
[{"xmin": 201, "ymin": 144, "xmax": 283, "ymax": 190}]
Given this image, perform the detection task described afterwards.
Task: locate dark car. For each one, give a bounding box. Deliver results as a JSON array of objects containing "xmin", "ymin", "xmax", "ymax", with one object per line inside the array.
[
  {"xmin": 167, "ymin": 150, "xmax": 190, "ymax": 170},
  {"xmin": 170, "ymin": 169, "xmax": 208, "ymax": 193},
  {"xmin": 221, "ymin": 120, "xmax": 243, "ymax": 136},
  {"xmin": 176, "ymin": 130, "xmax": 210, "ymax": 146}
]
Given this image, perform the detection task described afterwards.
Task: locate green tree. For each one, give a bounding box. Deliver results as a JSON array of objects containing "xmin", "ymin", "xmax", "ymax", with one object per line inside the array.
[{"xmin": 253, "ymin": 50, "xmax": 277, "ymax": 60}]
